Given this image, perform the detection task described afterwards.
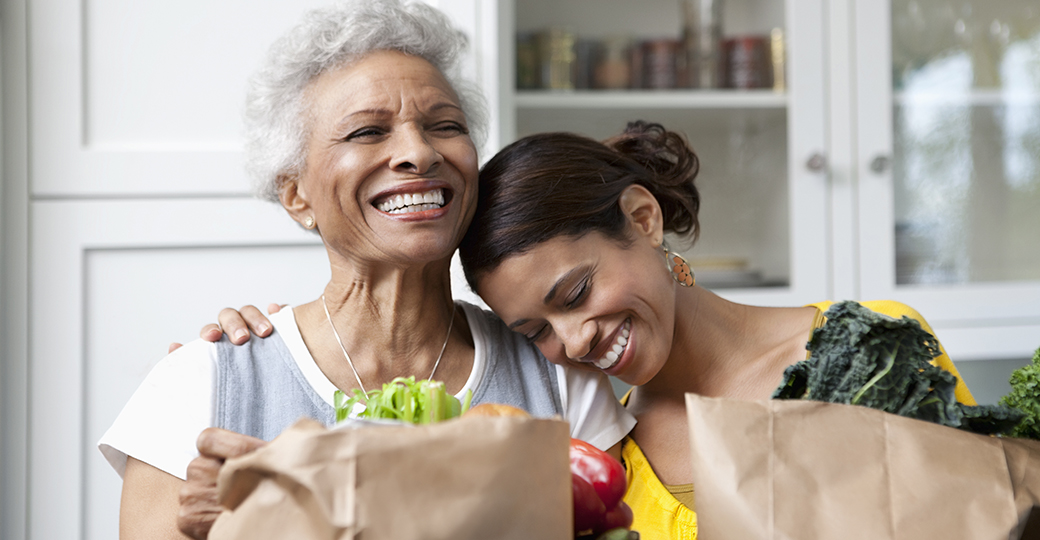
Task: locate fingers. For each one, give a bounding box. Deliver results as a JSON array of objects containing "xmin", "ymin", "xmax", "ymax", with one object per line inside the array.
[
  {"xmin": 216, "ymin": 305, "xmax": 272, "ymax": 345},
  {"xmin": 239, "ymin": 304, "xmax": 274, "ymax": 338},
  {"xmin": 195, "ymin": 427, "xmax": 266, "ymax": 460},
  {"xmin": 178, "ymin": 429, "xmax": 265, "ymax": 538},
  {"xmin": 178, "ymin": 455, "xmax": 224, "ymax": 540},
  {"xmin": 198, "ymin": 323, "xmax": 223, "ymax": 343},
  {"xmin": 169, "ymin": 342, "xmax": 183, "ymax": 354},
  {"xmin": 267, "ymin": 303, "xmax": 287, "ymax": 315}
]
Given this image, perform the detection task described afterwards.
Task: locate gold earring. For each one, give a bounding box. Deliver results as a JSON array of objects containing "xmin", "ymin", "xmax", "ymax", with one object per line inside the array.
[
  {"xmin": 303, "ymin": 216, "xmax": 315, "ymax": 229},
  {"xmin": 663, "ymin": 246, "xmax": 695, "ymax": 287}
]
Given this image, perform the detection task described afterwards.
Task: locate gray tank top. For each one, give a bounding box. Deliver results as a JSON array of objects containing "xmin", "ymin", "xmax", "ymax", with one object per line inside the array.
[{"xmin": 213, "ymin": 302, "xmax": 562, "ymax": 441}]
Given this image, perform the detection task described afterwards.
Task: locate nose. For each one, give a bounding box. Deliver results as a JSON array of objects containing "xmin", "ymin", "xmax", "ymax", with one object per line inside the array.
[
  {"xmin": 389, "ymin": 125, "xmax": 443, "ymax": 175},
  {"xmin": 555, "ymin": 317, "xmax": 596, "ymax": 362}
]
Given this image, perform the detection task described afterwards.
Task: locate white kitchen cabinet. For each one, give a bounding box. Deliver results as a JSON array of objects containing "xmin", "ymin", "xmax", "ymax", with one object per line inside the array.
[
  {"xmin": 493, "ymin": 0, "xmax": 1040, "ymax": 362},
  {"xmin": 854, "ymin": 1, "xmax": 1040, "ymax": 360}
]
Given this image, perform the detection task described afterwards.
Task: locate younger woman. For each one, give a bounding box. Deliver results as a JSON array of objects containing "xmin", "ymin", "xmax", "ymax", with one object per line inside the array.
[{"xmin": 456, "ymin": 121, "xmax": 974, "ymax": 539}]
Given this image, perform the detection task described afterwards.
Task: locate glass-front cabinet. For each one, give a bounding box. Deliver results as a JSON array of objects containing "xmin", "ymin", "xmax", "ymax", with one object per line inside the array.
[
  {"xmin": 485, "ymin": 0, "xmax": 1039, "ymax": 362},
  {"xmin": 495, "ymin": 0, "xmax": 829, "ymax": 308},
  {"xmin": 856, "ymin": 1, "xmax": 1040, "ymax": 361}
]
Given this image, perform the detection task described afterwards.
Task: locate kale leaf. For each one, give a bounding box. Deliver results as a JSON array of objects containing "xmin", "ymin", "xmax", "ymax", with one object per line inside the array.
[
  {"xmin": 999, "ymin": 347, "xmax": 1040, "ymax": 440},
  {"xmin": 772, "ymin": 301, "xmax": 1025, "ymax": 436}
]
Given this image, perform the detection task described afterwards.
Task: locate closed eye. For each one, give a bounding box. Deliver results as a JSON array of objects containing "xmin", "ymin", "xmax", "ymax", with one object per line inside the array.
[
  {"xmin": 525, "ymin": 324, "xmax": 549, "ymax": 343},
  {"xmin": 565, "ymin": 277, "xmax": 590, "ymax": 309},
  {"xmin": 344, "ymin": 126, "xmax": 386, "ymax": 141},
  {"xmin": 430, "ymin": 121, "xmax": 469, "ymax": 136}
]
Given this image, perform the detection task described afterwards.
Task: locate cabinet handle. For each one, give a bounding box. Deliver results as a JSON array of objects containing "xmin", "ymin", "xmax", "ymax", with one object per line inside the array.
[
  {"xmin": 805, "ymin": 153, "xmax": 827, "ymax": 172},
  {"xmin": 870, "ymin": 155, "xmax": 891, "ymax": 174}
]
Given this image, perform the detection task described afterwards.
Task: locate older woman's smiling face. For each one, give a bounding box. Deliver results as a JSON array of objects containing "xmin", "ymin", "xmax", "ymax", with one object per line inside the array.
[{"xmin": 285, "ymin": 50, "xmax": 479, "ymax": 265}]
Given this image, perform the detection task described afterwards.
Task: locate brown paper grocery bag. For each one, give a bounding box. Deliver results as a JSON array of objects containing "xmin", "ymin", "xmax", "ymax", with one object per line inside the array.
[
  {"xmin": 209, "ymin": 416, "xmax": 572, "ymax": 540},
  {"xmin": 685, "ymin": 394, "xmax": 1040, "ymax": 540}
]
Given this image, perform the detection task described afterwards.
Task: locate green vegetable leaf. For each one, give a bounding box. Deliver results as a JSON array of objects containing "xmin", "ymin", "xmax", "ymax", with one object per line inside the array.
[
  {"xmin": 333, "ymin": 376, "xmax": 473, "ymax": 425},
  {"xmin": 999, "ymin": 347, "xmax": 1040, "ymax": 440},
  {"xmin": 772, "ymin": 301, "xmax": 1025, "ymax": 436}
]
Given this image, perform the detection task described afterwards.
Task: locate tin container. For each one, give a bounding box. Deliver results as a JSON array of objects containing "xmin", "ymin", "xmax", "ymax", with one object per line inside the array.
[
  {"xmin": 681, "ymin": 0, "xmax": 723, "ymax": 88},
  {"xmin": 723, "ymin": 36, "xmax": 773, "ymax": 89},
  {"xmin": 594, "ymin": 36, "xmax": 632, "ymax": 89},
  {"xmin": 643, "ymin": 39, "xmax": 681, "ymax": 89},
  {"xmin": 770, "ymin": 28, "xmax": 786, "ymax": 92},
  {"xmin": 538, "ymin": 28, "xmax": 577, "ymax": 90},
  {"xmin": 516, "ymin": 32, "xmax": 540, "ymax": 89}
]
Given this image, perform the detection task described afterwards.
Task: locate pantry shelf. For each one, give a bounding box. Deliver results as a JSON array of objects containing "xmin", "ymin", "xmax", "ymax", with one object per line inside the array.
[{"xmin": 514, "ymin": 90, "xmax": 788, "ymax": 109}]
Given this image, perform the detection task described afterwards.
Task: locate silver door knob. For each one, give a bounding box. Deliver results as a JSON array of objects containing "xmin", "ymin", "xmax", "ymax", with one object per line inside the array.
[
  {"xmin": 870, "ymin": 155, "xmax": 891, "ymax": 174},
  {"xmin": 806, "ymin": 153, "xmax": 827, "ymax": 172}
]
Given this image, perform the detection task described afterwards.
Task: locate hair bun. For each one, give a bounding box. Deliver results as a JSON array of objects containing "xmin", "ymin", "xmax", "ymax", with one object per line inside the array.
[{"xmin": 606, "ymin": 121, "xmax": 701, "ymax": 239}]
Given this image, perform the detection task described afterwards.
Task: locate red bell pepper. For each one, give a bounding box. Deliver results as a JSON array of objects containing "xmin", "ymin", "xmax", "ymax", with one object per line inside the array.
[{"xmin": 569, "ymin": 438, "xmax": 632, "ymax": 536}]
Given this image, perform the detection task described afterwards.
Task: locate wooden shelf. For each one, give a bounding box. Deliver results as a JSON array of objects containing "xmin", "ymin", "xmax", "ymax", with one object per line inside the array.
[{"xmin": 514, "ymin": 90, "xmax": 788, "ymax": 109}]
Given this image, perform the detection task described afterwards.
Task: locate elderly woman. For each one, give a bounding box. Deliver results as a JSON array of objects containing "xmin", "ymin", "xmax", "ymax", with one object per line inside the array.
[{"xmin": 98, "ymin": 2, "xmax": 633, "ymax": 538}]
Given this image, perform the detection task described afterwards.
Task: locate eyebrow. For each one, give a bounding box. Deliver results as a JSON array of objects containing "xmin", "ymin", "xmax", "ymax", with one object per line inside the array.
[
  {"xmin": 333, "ymin": 109, "xmax": 390, "ymax": 132},
  {"xmin": 544, "ymin": 267, "xmax": 582, "ymax": 304}
]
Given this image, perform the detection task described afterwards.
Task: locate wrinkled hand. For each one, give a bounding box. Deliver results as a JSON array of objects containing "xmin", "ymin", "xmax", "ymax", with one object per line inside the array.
[
  {"xmin": 168, "ymin": 303, "xmax": 284, "ymax": 352},
  {"xmin": 177, "ymin": 428, "xmax": 266, "ymax": 540}
]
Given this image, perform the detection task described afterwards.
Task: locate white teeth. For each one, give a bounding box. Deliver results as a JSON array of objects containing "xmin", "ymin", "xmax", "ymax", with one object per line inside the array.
[
  {"xmin": 592, "ymin": 320, "xmax": 631, "ymax": 371},
  {"xmin": 377, "ymin": 189, "xmax": 447, "ymax": 213}
]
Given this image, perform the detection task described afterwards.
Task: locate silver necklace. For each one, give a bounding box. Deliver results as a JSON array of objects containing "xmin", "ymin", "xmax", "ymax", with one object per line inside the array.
[{"xmin": 321, "ymin": 294, "xmax": 454, "ymax": 395}]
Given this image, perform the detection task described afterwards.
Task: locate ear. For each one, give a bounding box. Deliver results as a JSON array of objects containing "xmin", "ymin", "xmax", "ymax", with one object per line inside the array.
[
  {"xmin": 277, "ymin": 173, "xmax": 312, "ymax": 227},
  {"xmin": 618, "ymin": 184, "xmax": 664, "ymax": 247}
]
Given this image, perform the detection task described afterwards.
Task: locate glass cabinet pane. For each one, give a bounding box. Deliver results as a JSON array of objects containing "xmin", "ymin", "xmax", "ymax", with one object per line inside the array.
[
  {"xmin": 891, "ymin": 0, "xmax": 1040, "ymax": 285},
  {"xmin": 512, "ymin": 0, "xmax": 792, "ymax": 290}
]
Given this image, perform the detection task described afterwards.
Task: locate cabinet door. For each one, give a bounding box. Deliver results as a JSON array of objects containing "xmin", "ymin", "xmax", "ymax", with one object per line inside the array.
[
  {"xmin": 30, "ymin": 200, "xmax": 328, "ymax": 540},
  {"xmin": 498, "ymin": 0, "xmax": 829, "ymax": 307},
  {"xmin": 855, "ymin": 1, "xmax": 1040, "ymax": 360}
]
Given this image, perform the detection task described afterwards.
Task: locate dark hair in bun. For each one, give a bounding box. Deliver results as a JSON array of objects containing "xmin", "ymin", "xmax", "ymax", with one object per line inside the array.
[{"xmin": 459, "ymin": 121, "xmax": 701, "ymax": 290}]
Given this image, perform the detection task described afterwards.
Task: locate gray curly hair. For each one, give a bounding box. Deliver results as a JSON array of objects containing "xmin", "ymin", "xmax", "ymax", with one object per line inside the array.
[{"xmin": 244, "ymin": 0, "xmax": 489, "ymax": 202}]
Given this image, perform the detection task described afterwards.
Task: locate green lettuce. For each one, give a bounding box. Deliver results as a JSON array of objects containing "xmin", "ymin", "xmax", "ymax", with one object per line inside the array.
[
  {"xmin": 334, "ymin": 376, "xmax": 473, "ymax": 424},
  {"xmin": 999, "ymin": 347, "xmax": 1040, "ymax": 440}
]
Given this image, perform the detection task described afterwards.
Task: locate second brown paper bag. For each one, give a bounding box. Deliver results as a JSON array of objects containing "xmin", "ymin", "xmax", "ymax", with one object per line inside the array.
[{"xmin": 685, "ymin": 393, "xmax": 1040, "ymax": 540}]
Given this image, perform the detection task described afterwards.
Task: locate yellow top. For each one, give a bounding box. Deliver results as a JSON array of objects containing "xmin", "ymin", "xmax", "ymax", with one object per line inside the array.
[
  {"xmin": 622, "ymin": 439, "xmax": 698, "ymax": 540},
  {"xmin": 620, "ymin": 299, "xmax": 976, "ymax": 540}
]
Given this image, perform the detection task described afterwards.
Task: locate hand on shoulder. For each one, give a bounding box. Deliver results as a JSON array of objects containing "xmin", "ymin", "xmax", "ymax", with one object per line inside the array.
[{"xmin": 167, "ymin": 304, "xmax": 285, "ymax": 352}]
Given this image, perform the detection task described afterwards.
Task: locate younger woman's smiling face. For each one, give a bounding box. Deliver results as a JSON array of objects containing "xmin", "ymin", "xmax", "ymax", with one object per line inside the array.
[{"xmin": 476, "ymin": 229, "xmax": 678, "ymax": 386}]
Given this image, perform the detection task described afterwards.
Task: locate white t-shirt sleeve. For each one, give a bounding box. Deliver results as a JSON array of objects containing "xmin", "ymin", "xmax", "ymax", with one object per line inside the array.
[
  {"xmin": 97, "ymin": 338, "xmax": 217, "ymax": 480},
  {"xmin": 557, "ymin": 365, "xmax": 636, "ymax": 451}
]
